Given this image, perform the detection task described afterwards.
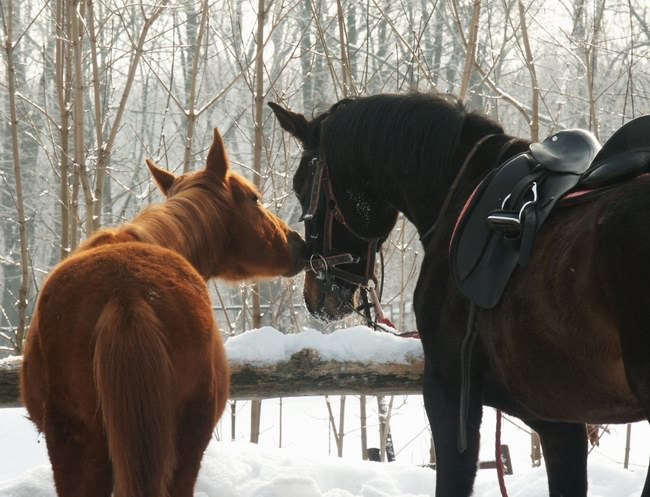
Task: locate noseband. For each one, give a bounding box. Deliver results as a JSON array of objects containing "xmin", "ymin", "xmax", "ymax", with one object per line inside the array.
[{"xmin": 300, "ymin": 154, "xmax": 383, "ymax": 289}]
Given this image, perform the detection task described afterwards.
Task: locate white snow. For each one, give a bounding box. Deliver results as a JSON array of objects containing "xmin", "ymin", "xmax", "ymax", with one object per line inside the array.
[
  {"xmin": 225, "ymin": 326, "xmax": 423, "ymax": 364},
  {"xmin": 1, "ymin": 326, "xmax": 648, "ymax": 497}
]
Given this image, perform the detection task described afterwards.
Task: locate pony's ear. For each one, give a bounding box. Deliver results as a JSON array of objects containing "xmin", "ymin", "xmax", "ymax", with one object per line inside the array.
[
  {"xmin": 146, "ymin": 159, "xmax": 176, "ymax": 197},
  {"xmin": 268, "ymin": 102, "xmax": 311, "ymax": 144},
  {"xmin": 205, "ymin": 128, "xmax": 229, "ymax": 180}
]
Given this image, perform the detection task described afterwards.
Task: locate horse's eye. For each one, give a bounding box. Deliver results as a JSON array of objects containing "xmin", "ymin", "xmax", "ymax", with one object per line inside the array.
[{"xmin": 252, "ymin": 195, "xmax": 261, "ymax": 204}]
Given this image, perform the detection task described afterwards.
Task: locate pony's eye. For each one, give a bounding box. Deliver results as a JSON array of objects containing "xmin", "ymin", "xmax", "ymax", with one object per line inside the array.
[{"xmin": 252, "ymin": 195, "xmax": 261, "ymax": 204}]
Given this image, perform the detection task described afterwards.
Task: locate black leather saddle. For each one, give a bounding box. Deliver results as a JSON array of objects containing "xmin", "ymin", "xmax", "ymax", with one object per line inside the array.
[{"xmin": 451, "ymin": 129, "xmax": 601, "ymax": 309}]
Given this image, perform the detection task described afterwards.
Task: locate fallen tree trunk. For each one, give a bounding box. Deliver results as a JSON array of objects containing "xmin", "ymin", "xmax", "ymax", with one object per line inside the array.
[
  {"xmin": 1, "ymin": 357, "xmax": 21, "ymax": 407},
  {"xmin": 0, "ymin": 350, "xmax": 424, "ymax": 407}
]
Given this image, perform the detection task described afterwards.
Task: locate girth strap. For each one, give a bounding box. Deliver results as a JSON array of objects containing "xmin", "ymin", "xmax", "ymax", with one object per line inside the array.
[{"xmin": 458, "ymin": 302, "xmax": 479, "ymax": 453}]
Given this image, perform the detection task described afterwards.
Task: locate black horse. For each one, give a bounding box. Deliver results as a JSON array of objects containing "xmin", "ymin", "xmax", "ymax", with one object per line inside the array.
[{"xmin": 270, "ymin": 92, "xmax": 650, "ymax": 497}]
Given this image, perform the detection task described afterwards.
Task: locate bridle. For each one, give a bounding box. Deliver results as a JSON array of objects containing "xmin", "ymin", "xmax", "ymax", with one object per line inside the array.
[
  {"xmin": 300, "ymin": 133, "xmax": 522, "ymax": 290},
  {"xmin": 300, "ymin": 153, "xmax": 385, "ymax": 289}
]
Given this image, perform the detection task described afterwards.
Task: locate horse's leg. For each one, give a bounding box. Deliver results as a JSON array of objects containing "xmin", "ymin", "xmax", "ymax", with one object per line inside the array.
[
  {"xmin": 619, "ymin": 356, "xmax": 650, "ymax": 497},
  {"xmin": 44, "ymin": 400, "xmax": 113, "ymax": 497},
  {"xmin": 423, "ymin": 360, "xmax": 482, "ymax": 497},
  {"xmin": 525, "ymin": 420, "xmax": 588, "ymax": 497},
  {"xmin": 20, "ymin": 323, "xmax": 46, "ymax": 430},
  {"xmin": 169, "ymin": 395, "xmax": 218, "ymax": 497}
]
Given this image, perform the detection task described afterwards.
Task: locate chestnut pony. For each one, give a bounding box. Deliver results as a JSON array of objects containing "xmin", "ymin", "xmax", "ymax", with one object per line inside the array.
[
  {"xmin": 21, "ymin": 129, "xmax": 305, "ymax": 497},
  {"xmin": 272, "ymin": 93, "xmax": 650, "ymax": 497}
]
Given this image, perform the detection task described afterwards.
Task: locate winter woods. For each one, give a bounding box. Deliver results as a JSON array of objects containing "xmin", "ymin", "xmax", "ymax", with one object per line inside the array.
[{"xmin": 1, "ymin": 0, "xmax": 649, "ymax": 354}]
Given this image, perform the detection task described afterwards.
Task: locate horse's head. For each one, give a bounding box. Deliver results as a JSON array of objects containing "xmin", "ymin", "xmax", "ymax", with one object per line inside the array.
[
  {"xmin": 270, "ymin": 102, "xmax": 398, "ymax": 321},
  {"xmin": 146, "ymin": 128, "xmax": 306, "ymax": 281}
]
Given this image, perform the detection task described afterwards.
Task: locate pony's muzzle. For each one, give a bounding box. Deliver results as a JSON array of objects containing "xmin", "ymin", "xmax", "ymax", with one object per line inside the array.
[{"xmin": 284, "ymin": 230, "xmax": 308, "ymax": 277}]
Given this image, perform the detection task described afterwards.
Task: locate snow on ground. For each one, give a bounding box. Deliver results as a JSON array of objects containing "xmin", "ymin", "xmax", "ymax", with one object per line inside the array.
[{"xmin": 1, "ymin": 326, "xmax": 649, "ymax": 496}]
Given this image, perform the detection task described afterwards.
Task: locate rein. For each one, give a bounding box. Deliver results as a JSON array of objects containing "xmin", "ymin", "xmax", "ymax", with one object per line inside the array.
[
  {"xmin": 415, "ymin": 133, "xmax": 518, "ymax": 497},
  {"xmin": 420, "ymin": 134, "xmax": 519, "ymax": 243}
]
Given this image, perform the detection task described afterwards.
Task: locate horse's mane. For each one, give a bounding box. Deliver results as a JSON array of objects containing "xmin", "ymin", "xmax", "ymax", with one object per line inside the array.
[
  {"xmin": 83, "ymin": 171, "xmax": 230, "ymax": 279},
  {"xmin": 320, "ymin": 92, "xmax": 504, "ymax": 189}
]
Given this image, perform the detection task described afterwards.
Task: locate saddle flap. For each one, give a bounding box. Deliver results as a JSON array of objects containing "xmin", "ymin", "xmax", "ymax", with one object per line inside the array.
[
  {"xmin": 451, "ymin": 153, "xmax": 536, "ymax": 309},
  {"xmin": 451, "ymin": 144, "xmax": 588, "ymax": 309},
  {"xmin": 529, "ymin": 129, "xmax": 601, "ymax": 174}
]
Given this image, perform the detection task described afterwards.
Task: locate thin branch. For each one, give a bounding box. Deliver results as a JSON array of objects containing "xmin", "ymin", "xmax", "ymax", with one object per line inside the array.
[{"xmin": 458, "ymin": 0, "xmax": 481, "ymax": 101}]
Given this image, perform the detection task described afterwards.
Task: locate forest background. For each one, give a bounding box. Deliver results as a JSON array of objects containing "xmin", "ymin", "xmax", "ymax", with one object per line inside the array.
[{"xmin": 1, "ymin": 0, "xmax": 649, "ymax": 357}]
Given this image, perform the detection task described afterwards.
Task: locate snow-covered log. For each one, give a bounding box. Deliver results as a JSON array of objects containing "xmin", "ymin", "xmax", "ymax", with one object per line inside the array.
[
  {"xmin": 0, "ymin": 353, "xmax": 423, "ymax": 407},
  {"xmin": 0, "ymin": 357, "xmax": 21, "ymax": 407},
  {"xmin": 1, "ymin": 326, "xmax": 425, "ymax": 407}
]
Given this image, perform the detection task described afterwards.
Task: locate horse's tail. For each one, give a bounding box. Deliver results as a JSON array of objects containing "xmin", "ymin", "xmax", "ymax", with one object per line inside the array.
[{"xmin": 93, "ymin": 298, "xmax": 175, "ymax": 497}]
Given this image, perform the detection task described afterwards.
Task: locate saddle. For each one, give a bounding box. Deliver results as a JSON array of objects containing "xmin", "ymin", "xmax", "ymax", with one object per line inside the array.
[{"xmin": 451, "ymin": 115, "xmax": 650, "ymax": 309}]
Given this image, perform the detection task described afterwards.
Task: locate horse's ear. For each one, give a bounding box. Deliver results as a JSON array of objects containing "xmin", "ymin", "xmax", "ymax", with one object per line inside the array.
[
  {"xmin": 146, "ymin": 159, "xmax": 176, "ymax": 196},
  {"xmin": 268, "ymin": 102, "xmax": 311, "ymax": 144},
  {"xmin": 205, "ymin": 128, "xmax": 229, "ymax": 180}
]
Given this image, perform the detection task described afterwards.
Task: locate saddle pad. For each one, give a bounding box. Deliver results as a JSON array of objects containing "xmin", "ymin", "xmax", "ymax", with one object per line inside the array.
[{"xmin": 450, "ymin": 129, "xmax": 600, "ymax": 309}]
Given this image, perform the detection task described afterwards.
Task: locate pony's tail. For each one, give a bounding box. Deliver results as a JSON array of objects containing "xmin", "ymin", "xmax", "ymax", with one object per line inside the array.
[{"xmin": 93, "ymin": 298, "xmax": 175, "ymax": 497}]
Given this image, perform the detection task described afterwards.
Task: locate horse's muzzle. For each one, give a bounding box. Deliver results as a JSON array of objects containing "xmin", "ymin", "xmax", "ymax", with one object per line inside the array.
[{"xmin": 284, "ymin": 230, "xmax": 308, "ymax": 277}]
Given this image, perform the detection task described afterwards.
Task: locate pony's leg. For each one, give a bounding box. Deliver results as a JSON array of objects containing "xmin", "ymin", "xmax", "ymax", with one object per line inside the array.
[
  {"xmin": 20, "ymin": 332, "xmax": 47, "ymax": 430},
  {"xmin": 525, "ymin": 420, "xmax": 588, "ymax": 497},
  {"xmin": 169, "ymin": 396, "xmax": 218, "ymax": 497},
  {"xmin": 423, "ymin": 361, "xmax": 482, "ymax": 497},
  {"xmin": 44, "ymin": 401, "xmax": 113, "ymax": 497}
]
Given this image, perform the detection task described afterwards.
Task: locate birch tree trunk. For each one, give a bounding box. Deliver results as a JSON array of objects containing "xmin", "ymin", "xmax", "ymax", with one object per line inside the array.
[
  {"xmin": 182, "ymin": 0, "xmax": 208, "ymax": 173},
  {"xmin": 250, "ymin": 0, "xmax": 267, "ymax": 444},
  {"xmin": 325, "ymin": 395, "xmax": 346, "ymax": 457},
  {"xmin": 518, "ymin": 0, "xmax": 539, "ymax": 141},
  {"xmin": 88, "ymin": 0, "xmax": 170, "ymax": 232},
  {"xmin": 360, "ymin": 394, "xmax": 368, "ymax": 460},
  {"xmin": 336, "ymin": 0, "xmax": 356, "ymax": 96},
  {"xmin": 377, "ymin": 395, "xmax": 395, "ymax": 462},
  {"xmin": 55, "ymin": 0, "xmax": 72, "ymax": 259},
  {"xmin": 3, "ymin": 0, "xmax": 30, "ymax": 353},
  {"xmin": 585, "ymin": 0, "xmax": 606, "ymax": 138},
  {"xmin": 457, "ymin": 0, "xmax": 481, "ymax": 101}
]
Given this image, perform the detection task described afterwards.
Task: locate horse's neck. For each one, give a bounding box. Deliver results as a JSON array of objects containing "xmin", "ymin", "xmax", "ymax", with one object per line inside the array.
[
  {"xmin": 383, "ymin": 133, "xmax": 526, "ymax": 239},
  {"xmin": 79, "ymin": 201, "xmax": 225, "ymax": 279}
]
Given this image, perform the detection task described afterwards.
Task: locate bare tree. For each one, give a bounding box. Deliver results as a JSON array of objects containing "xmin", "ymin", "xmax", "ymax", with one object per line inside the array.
[
  {"xmin": 1, "ymin": 0, "xmax": 30, "ymax": 353},
  {"xmin": 517, "ymin": 0, "xmax": 540, "ymax": 140}
]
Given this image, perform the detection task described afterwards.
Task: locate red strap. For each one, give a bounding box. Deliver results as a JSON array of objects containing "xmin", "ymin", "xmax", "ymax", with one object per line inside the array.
[
  {"xmin": 495, "ymin": 410, "xmax": 509, "ymax": 497},
  {"xmin": 377, "ymin": 316, "xmax": 398, "ymax": 330}
]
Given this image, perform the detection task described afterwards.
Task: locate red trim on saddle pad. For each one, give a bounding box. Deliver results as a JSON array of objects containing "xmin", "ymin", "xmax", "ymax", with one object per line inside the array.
[
  {"xmin": 560, "ymin": 172, "xmax": 650, "ymax": 206},
  {"xmin": 450, "ymin": 177, "xmax": 488, "ymax": 250}
]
